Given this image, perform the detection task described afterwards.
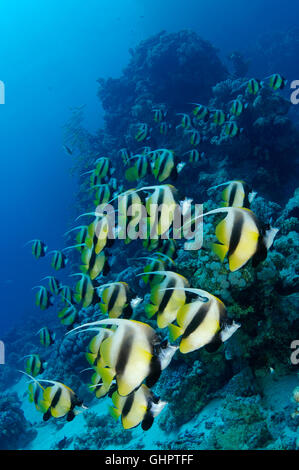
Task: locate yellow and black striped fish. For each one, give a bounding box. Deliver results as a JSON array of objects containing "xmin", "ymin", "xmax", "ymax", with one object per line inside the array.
[
  {"xmin": 81, "ymin": 246, "xmax": 110, "ymax": 280},
  {"xmin": 185, "ymin": 129, "xmax": 201, "ymax": 146},
  {"xmin": 125, "ymin": 155, "xmax": 149, "ymax": 182},
  {"xmin": 33, "ymin": 285, "xmax": 53, "ymax": 310},
  {"xmin": 41, "ymin": 380, "xmax": 84, "ymax": 422},
  {"xmin": 177, "ymin": 113, "xmax": 192, "ymax": 129},
  {"xmin": 48, "ymin": 250, "xmax": 68, "ymax": 271},
  {"xmin": 194, "ymin": 207, "xmax": 279, "ymax": 272},
  {"xmin": 26, "ymin": 239, "xmax": 48, "ymax": 259},
  {"xmin": 191, "ymin": 103, "xmax": 210, "ymax": 122},
  {"xmin": 263, "ymin": 74, "xmax": 287, "ymax": 91},
  {"xmin": 58, "ymin": 302, "xmax": 77, "ymax": 327},
  {"xmin": 230, "ymin": 99, "xmax": 246, "ymax": 116},
  {"xmin": 110, "ymin": 384, "xmax": 167, "ymax": 430},
  {"xmin": 93, "ymin": 184, "xmax": 112, "ymax": 207},
  {"xmin": 70, "ymin": 318, "xmax": 177, "ymax": 396},
  {"xmin": 145, "ymin": 184, "xmax": 178, "ymax": 238},
  {"xmin": 247, "ymin": 78, "xmax": 261, "ymax": 95},
  {"xmin": 86, "ymin": 329, "xmax": 114, "ymax": 370},
  {"xmin": 143, "ymin": 271, "xmax": 189, "ymax": 328},
  {"xmin": 64, "ymin": 226, "xmax": 88, "ymax": 253},
  {"xmin": 24, "ymin": 354, "xmax": 45, "ymax": 377},
  {"xmin": 119, "ymin": 148, "xmax": 131, "ymax": 166},
  {"xmin": 118, "ymin": 189, "xmax": 146, "ymax": 244},
  {"xmin": 28, "ymin": 382, "xmax": 48, "ymax": 413},
  {"xmin": 98, "ymin": 282, "xmax": 135, "ymax": 319},
  {"xmin": 72, "ymin": 273, "xmax": 99, "ymax": 308},
  {"xmin": 151, "ymin": 149, "xmax": 184, "ymax": 183},
  {"xmin": 135, "ymin": 123, "xmax": 149, "ymax": 142},
  {"xmin": 209, "ymin": 180, "xmax": 256, "ymax": 208},
  {"xmin": 223, "ymin": 121, "xmax": 242, "ymax": 138},
  {"xmin": 38, "ymin": 327, "xmax": 55, "ymax": 347},
  {"xmin": 168, "ymin": 288, "xmax": 240, "ymax": 353},
  {"xmin": 212, "ymin": 109, "xmax": 226, "ymax": 126},
  {"xmin": 42, "ymin": 276, "xmax": 61, "ymax": 296},
  {"xmin": 60, "ymin": 285, "xmax": 74, "ymax": 304},
  {"xmin": 94, "ymin": 157, "xmax": 112, "ymax": 179}
]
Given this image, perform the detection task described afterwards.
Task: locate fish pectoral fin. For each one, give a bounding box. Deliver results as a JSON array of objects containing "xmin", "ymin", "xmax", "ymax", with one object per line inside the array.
[
  {"xmin": 212, "ymin": 243, "xmax": 228, "ymax": 262},
  {"xmin": 168, "ymin": 324, "xmax": 184, "ymax": 342}
]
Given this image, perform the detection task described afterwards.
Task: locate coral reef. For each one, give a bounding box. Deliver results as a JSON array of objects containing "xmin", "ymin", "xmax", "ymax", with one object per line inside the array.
[{"xmin": 0, "ymin": 394, "xmax": 36, "ymax": 450}]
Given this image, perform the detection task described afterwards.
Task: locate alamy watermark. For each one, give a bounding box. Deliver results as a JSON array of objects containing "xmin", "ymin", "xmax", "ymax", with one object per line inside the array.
[
  {"xmin": 290, "ymin": 80, "xmax": 299, "ymax": 105},
  {"xmin": 290, "ymin": 340, "xmax": 299, "ymax": 365},
  {"xmin": 0, "ymin": 81, "xmax": 4, "ymax": 104},
  {"xmin": 93, "ymin": 199, "xmax": 203, "ymax": 251},
  {"xmin": 0, "ymin": 341, "xmax": 4, "ymax": 364}
]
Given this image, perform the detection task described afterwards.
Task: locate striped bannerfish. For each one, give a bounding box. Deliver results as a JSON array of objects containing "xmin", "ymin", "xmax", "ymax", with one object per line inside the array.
[
  {"xmin": 98, "ymin": 282, "xmax": 135, "ymax": 319},
  {"xmin": 135, "ymin": 123, "xmax": 149, "ymax": 142},
  {"xmin": 189, "ymin": 207, "xmax": 279, "ymax": 272},
  {"xmin": 93, "ymin": 183, "xmax": 112, "ymax": 206},
  {"xmin": 212, "ymin": 109, "xmax": 226, "ymax": 126},
  {"xmin": 41, "ymin": 380, "xmax": 84, "ymax": 422},
  {"xmin": 191, "ymin": 103, "xmax": 210, "ymax": 122},
  {"xmin": 81, "ymin": 247, "xmax": 110, "ymax": 280},
  {"xmin": 94, "ymin": 157, "xmax": 112, "ymax": 179},
  {"xmin": 69, "ymin": 318, "xmax": 178, "ymax": 396},
  {"xmin": 60, "ymin": 285, "xmax": 74, "ymax": 304},
  {"xmin": 125, "ymin": 154, "xmax": 149, "ymax": 182},
  {"xmin": 223, "ymin": 120, "xmax": 242, "ymax": 138},
  {"xmin": 143, "ymin": 271, "xmax": 189, "ymax": 329},
  {"xmin": 263, "ymin": 73, "xmax": 287, "ymax": 91},
  {"xmin": 25, "ymin": 239, "xmax": 48, "ymax": 259},
  {"xmin": 209, "ymin": 180, "xmax": 256, "ymax": 208},
  {"xmin": 177, "ymin": 113, "xmax": 192, "ymax": 129},
  {"xmin": 151, "ymin": 149, "xmax": 184, "ymax": 183},
  {"xmin": 42, "ymin": 276, "xmax": 61, "ymax": 295},
  {"xmin": 48, "ymin": 250, "xmax": 68, "ymax": 270},
  {"xmin": 145, "ymin": 184, "xmax": 178, "ymax": 238},
  {"xmin": 247, "ymin": 78, "xmax": 261, "ymax": 95},
  {"xmin": 110, "ymin": 384, "xmax": 167, "ymax": 430},
  {"xmin": 33, "ymin": 285, "xmax": 53, "ymax": 310},
  {"xmin": 230, "ymin": 99, "xmax": 245, "ymax": 116},
  {"xmin": 58, "ymin": 302, "xmax": 77, "ymax": 327},
  {"xmin": 167, "ymin": 288, "xmax": 240, "ymax": 353},
  {"xmin": 24, "ymin": 354, "xmax": 45, "ymax": 377},
  {"xmin": 38, "ymin": 327, "xmax": 55, "ymax": 347},
  {"xmin": 71, "ymin": 273, "xmax": 98, "ymax": 308}
]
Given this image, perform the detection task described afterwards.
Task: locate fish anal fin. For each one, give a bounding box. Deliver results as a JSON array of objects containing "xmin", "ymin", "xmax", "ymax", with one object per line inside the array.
[
  {"xmin": 168, "ymin": 323, "xmax": 184, "ymax": 342},
  {"xmin": 212, "ymin": 243, "xmax": 228, "ymax": 262}
]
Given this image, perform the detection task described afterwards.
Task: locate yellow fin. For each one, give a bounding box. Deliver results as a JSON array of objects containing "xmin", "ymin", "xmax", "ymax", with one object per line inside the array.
[
  {"xmin": 85, "ymin": 352, "xmax": 96, "ymax": 365},
  {"xmin": 212, "ymin": 243, "xmax": 228, "ymax": 262},
  {"xmin": 109, "ymin": 406, "xmax": 121, "ymax": 420},
  {"xmin": 168, "ymin": 323, "xmax": 184, "ymax": 342},
  {"xmin": 98, "ymin": 366, "xmax": 115, "ymax": 387},
  {"xmin": 215, "ymin": 218, "xmax": 229, "ymax": 245},
  {"xmin": 145, "ymin": 303, "xmax": 158, "ymax": 318}
]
